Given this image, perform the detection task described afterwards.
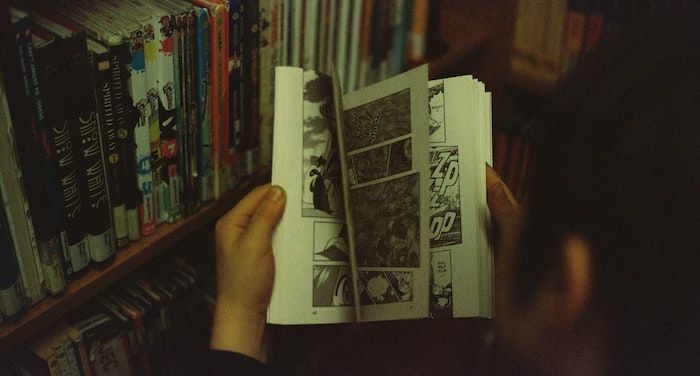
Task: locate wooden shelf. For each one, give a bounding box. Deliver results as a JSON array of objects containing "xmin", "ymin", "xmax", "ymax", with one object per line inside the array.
[
  {"xmin": 422, "ymin": 0, "xmax": 496, "ymax": 79},
  {"xmin": 0, "ymin": 173, "xmax": 269, "ymax": 352}
]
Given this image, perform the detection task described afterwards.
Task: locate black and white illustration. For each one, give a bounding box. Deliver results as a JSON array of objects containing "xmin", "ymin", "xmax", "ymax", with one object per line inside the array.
[
  {"xmin": 429, "ymin": 147, "xmax": 462, "ymax": 248},
  {"xmin": 302, "ymin": 71, "xmax": 343, "ymax": 218},
  {"xmin": 350, "ymin": 173, "xmax": 421, "ymax": 267},
  {"xmin": 313, "ymin": 222, "xmax": 349, "ymax": 261},
  {"xmin": 312, "ymin": 265, "xmax": 354, "ymax": 307},
  {"xmin": 430, "ymin": 250, "xmax": 453, "ymax": 318},
  {"xmin": 387, "ymin": 138, "xmax": 412, "ymax": 176},
  {"xmin": 343, "ymin": 89, "xmax": 411, "ymax": 151},
  {"xmin": 348, "ymin": 138, "xmax": 413, "ymax": 185},
  {"xmin": 349, "ymin": 144, "xmax": 390, "ymax": 184},
  {"xmin": 358, "ymin": 271, "xmax": 413, "ymax": 305},
  {"xmin": 429, "ymin": 82, "xmax": 446, "ymax": 143}
]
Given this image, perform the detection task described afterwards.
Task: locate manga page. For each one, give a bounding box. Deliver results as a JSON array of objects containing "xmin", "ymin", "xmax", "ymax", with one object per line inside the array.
[
  {"xmin": 338, "ymin": 65, "xmax": 431, "ymax": 322},
  {"xmin": 268, "ymin": 67, "xmax": 355, "ymax": 324},
  {"xmin": 427, "ymin": 77, "xmax": 493, "ymax": 319}
]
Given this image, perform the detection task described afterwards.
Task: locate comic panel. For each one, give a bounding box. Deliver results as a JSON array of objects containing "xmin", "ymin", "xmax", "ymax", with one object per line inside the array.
[
  {"xmin": 302, "ymin": 71, "xmax": 344, "ymax": 218},
  {"xmin": 312, "ymin": 265, "xmax": 354, "ymax": 307},
  {"xmin": 430, "ymin": 250, "xmax": 453, "ymax": 318},
  {"xmin": 429, "ymin": 147, "xmax": 462, "ymax": 248},
  {"xmin": 348, "ymin": 138, "xmax": 413, "ymax": 185},
  {"xmin": 348, "ymin": 144, "xmax": 390, "ymax": 185},
  {"xmin": 313, "ymin": 222, "xmax": 349, "ymax": 262},
  {"xmin": 429, "ymin": 82, "xmax": 445, "ymax": 143},
  {"xmin": 387, "ymin": 138, "xmax": 412, "ymax": 176},
  {"xmin": 342, "ymin": 89, "xmax": 411, "ymax": 151},
  {"xmin": 350, "ymin": 173, "xmax": 421, "ymax": 267},
  {"xmin": 358, "ymin": 271, "xmax": 413, "ymax": 306}
]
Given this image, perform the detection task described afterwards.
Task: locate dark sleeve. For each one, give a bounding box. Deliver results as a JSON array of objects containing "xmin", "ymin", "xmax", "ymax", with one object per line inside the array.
[{"xmin": 209, "ymin": 350, "xmax": 293, "ymax": 376}]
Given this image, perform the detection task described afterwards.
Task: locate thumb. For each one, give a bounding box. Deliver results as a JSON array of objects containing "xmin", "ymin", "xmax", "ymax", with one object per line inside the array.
[
  {"xmin": 487, "ymin": 181, "xmax": 519, "ymax": 229},
  {"xmin": 240, "ymin": 185, "xmax": 286, "ymax": 247}
]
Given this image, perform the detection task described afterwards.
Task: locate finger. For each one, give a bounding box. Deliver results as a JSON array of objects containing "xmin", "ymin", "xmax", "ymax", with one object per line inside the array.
[
  {"xmin": 240, "ymin": 186, "xmax": 286, "ymax": 249},
  {"xmin": 216, "ymin": 184, "xmax": 272, "ymax": 243},
  {"xmin": 487, "ymin": 181, "xmax": 519, "ymax": 230},
  {"xmin": 486, "ymin": 164, "xmax": 520, "ymax": 228}
]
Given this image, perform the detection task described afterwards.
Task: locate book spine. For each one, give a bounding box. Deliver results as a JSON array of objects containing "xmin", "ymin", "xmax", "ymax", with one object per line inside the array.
[
  {"xmin": 195, "ymin": 9, "xmax": 214, "ymax": 202},
  {"xmin": 154, "ymin": 13, "xmax": 180, "ymax": 221},
  {"xmin": 346, "ymin": 0, "xmax": 362, "ymax": 92},
  {"xmin": 44, "ymin": 35, "xmax": 92, "ymax": 277},
  {"xmin": 85, "ymin": 51, "xmax": 117, "ymax": 263},
  {"xmin": 13, "ymin": 19, "xmax": 66, "ymax": 295},
  {"xmin": 0, "ymin": 68, "xmax": 45, "ymax": 303},
  {"xmin": 230, "ymin": 0, "xmax": 246, "ymax": 179},
  {"xmin": 208, "ymin": 5, "xmax": 223, "ymax": 198},
  {"xmin": 110, "ymin": 45, "xmax": 137, "ymax": 247},
  {"xmin": 243, "ymin": 0, "xmax": 260, "ymax": 174},
  {"xmin": 258, "ymin": 0, "xmax": 277, "ymax": 167},
  {"xmin": 0, "ymin": 186, "xmax": 26, "ymax": 320},
  {"xmin": 122, "ymin": 28, "xmax": 147, "ymax": 243},
  {"xmin": 142, "ymin": 18, "xmax": 160, "ymax": 236},
  {"xmin": 391, "ymin": 0, "xmax": 410, "ymax": 76},
  {"xmin": 408, "ymin": 0, "xmax": 427, "ymax": 63},
  {"xmin": 358, "ymin": 0, "xmax": 374, "ymax": 88},
  {"xmin": 217, "ymin": 2, "xmax": 236, "ymax": 192},
  {"xmin": 185, "ymin": 12, "xmax": 201, "ymax": 214},
  {"xmin": 129, "ymin": 26, "xmax": 157, "ymax": 238},
  {"xmin": 172, "ymin": 14, "xmax": 189, "ymax": 218}
]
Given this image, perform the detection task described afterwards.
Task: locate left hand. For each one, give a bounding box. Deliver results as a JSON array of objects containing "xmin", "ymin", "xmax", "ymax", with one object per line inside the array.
[{"xmin": 210, "ymin": 183, "xmax": 286, "ymax": 363}]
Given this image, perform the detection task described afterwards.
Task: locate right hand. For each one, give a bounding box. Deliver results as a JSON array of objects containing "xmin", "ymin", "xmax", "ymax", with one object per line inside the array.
[{"xmin": 485, "ymin": 165, "xmax": 522, "ymax": 322}]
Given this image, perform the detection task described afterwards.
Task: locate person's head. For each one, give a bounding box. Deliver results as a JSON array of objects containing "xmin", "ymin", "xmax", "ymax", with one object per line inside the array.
[{"xmin": 496, "ymin": 18, "xmax": 700, "ymax": 375}]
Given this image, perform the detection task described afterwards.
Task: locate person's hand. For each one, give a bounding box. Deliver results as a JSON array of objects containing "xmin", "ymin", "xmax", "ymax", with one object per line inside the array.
[
  {"xmin": 486, "ymin": 165, "xmax": 522, "ymax": 340},
  {"xmin": 210, "ymin": 184, "xmax": 286, "ymax": 363}
]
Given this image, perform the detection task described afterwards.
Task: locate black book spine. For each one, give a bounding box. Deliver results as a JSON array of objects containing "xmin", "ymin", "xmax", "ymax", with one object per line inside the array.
[
  {"xmin": 82, "ymin": 50, "xmax": 116, "ymax": 263},
  {"xmin": 0, "ymin": 187, "xmax": 25, "ymax": 320},
  {"xmin": 113, "ymin": 45, "xmax": 141, "ymax": 243},
  {"xmin": 185, "ymin": 13, "xmax": 200, "ymax": 215},
  {"xmin": 9, "ymin": 16, "xmax": 66, "ymax": 294},
  {"xmin": 107, "ymin": 45, "xmax": 132, "ymax": 248},
  {"xmin": 39, "ymin": 34, "xmax": 92, "ymax": 278}
]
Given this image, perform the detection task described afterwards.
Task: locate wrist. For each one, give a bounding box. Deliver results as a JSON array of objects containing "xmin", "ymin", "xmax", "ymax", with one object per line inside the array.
[{"xmin": 210, "ymin": 300, "xmax": 269, "ymax": 363}]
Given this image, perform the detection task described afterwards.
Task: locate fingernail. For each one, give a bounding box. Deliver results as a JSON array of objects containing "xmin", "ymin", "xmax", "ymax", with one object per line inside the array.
[{"xmin": 266, "ymin": 185, "xmax": 285, "ymax": 202}]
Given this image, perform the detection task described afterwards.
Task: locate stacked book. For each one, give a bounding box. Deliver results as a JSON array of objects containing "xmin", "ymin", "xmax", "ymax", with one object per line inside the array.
[
  {"xmin": 8, "ymin": 253, "xmax": 205, "ymax": 376},
  {"xmin": 0, "ymin": 0, "xmax": 425, "ymax": 322}
]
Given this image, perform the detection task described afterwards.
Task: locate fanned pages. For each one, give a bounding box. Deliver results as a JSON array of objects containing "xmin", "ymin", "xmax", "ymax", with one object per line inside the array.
[{"xmin": 270, "ymin": 65, "xmax": 493, "ymax": 324}]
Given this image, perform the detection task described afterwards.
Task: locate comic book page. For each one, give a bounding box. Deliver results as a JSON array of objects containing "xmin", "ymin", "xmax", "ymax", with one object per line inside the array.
[
  {"xmin": 337, "ymin": 65, "xmax": 431, "ymax": 322},
  {"xmin": 427, "ymin": 77, "xmax": 493, "ymax": 319},
  {"xmin": 268, "ymin": 67, "xmax": 355, "ymax": 324}
]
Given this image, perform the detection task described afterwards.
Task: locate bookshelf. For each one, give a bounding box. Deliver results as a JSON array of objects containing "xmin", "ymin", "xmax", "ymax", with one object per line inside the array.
[
  {"xmin": 0, "ymin": 0, "xmax": 501, "ymax": 365},
  {"xmin": 0, "ymin": 173, "xmax": 269, "ymax": 353},
  {"xmin": 422, "ymin": 0, "xmax": 495, "ymax": 79}
]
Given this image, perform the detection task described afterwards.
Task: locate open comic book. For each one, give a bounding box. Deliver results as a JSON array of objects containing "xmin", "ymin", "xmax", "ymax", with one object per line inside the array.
[{"xmin": 269, "ymin": 65, "xmax": 493, "ymax": 324}]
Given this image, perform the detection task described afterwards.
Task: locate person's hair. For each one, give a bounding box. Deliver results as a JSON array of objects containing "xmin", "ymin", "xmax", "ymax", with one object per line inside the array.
[{"xmin": 514, "ymin": 17, "xmax": 700, "ymax": 375}]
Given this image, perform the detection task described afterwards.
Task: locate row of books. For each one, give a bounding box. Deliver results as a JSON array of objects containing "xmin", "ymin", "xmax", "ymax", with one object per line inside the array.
[
  {"xmin": 3, "ymin": 253, "xmax": 206, "ymax": 376},
  {"xmin": 510, "ymin": 0, "xmax": 696, "ymax": 89},
  {"xmin": 0, "ymin": 0, "xmax": 427, "ymax": 322},
  {"xmin": 493, "ymin": 111, "xmax": 536, "ymax": 203}
]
